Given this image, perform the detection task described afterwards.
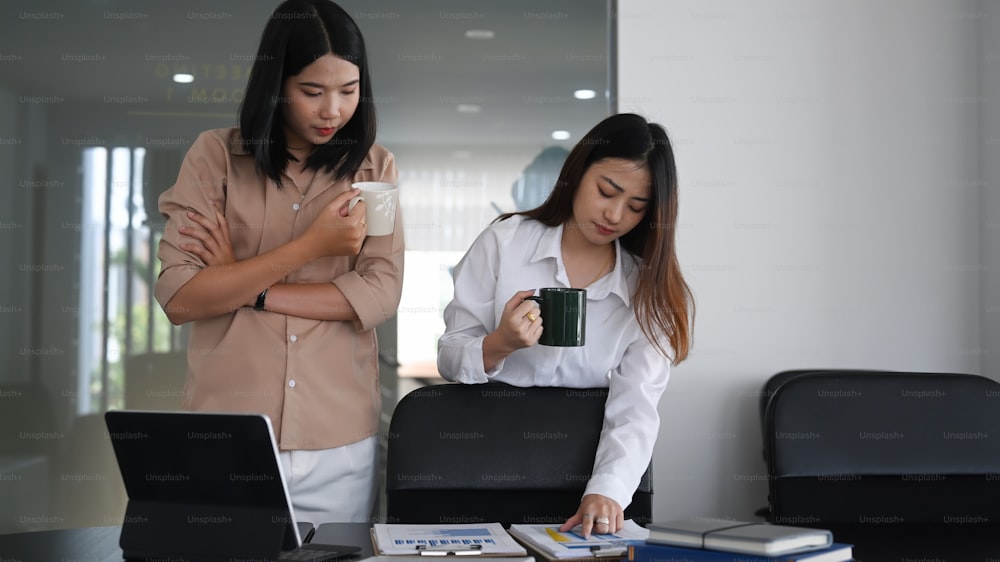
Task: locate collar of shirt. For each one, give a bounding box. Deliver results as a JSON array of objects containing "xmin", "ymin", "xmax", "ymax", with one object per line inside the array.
[
  {"xmin": 226, "ymin": 129, "xmax": 376, "ymax": 172},
  {"xmin": 526, "ymin": 219, "xmax": 633, "ymax": 306}
]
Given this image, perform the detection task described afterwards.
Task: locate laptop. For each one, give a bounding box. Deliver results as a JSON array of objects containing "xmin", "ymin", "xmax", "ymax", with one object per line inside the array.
[{"xmin": 105, "ymin": 410, "xmax": 361, "ymax": 562}]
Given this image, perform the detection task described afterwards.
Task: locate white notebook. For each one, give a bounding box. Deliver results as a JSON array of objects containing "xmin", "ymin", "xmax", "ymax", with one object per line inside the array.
[{"xmin": 646, "ymin": 518, "xmax": 833, "ymax": 557}]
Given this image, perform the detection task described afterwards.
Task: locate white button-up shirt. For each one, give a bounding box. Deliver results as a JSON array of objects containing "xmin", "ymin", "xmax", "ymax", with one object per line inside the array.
[{"xmin": 437, "ymin": 214, "xmax": 670, "ymax": 509}]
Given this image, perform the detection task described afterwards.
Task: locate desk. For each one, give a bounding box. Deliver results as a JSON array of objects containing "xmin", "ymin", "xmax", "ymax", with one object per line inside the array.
[
  {"xmin": 0, "ymin": 523, "xmax": 374, "ymax": 562},
  {"xmin": 3, "ymin": 523, "xmax": 999, "ymax": 561},
  {"xmin": 0, "ymin": 526, "xmax": 123, "ymax": 562}
]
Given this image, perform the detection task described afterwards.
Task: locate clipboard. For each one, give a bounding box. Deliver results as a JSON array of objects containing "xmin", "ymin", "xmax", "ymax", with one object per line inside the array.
[
  {"xmin": 370, "ymin": 524, "xmax": 529, "ymax": 557},
  {"xmin": 506, "ymin": 521, "xmax": 648, "ymax": 561},
  {"xmin": 358, "ymin": 554, "xmax": 536, "ymax": 562}
]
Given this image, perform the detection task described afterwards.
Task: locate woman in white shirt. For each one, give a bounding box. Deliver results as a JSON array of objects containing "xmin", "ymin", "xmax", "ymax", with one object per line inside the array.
[{"xmin": 438, "ymin": 113, "xmax": 695, "ymax": 536}]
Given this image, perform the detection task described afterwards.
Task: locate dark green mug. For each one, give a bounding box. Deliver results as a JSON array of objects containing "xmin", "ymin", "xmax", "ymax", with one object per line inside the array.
[{"xmin": 525, "ymin": 288, "xmax": 586, "ymax": 347}]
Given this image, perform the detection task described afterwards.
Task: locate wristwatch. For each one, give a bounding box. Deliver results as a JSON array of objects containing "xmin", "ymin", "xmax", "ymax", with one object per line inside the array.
[{"xmin": 253, "ymin": 288, "xmax": 269, "ymax": 311}]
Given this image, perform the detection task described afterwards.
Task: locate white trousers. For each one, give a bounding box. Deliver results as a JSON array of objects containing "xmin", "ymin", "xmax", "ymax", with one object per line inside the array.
[{"xmin": 279, "ymin": 435, "xmax": 378, "ymax": 525}]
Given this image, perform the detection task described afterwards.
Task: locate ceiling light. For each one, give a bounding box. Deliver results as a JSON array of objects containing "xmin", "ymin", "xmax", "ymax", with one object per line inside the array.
[
  {"xmin": 551, "ymin": 130, "xmax": 571, "ymax": 140},
  {"xmin": 457, "ymin": 104, "xmax": 482, "ymax": 114},
  {"xmin": 172, "ymin": 73, "xmax": 194, "ymax": 84},
  {"xmin": 573, "ymin": 89, "xmax": 597, "ymax": 100},
  {"xmin": 465, "ymin": 29, "xmax": 495, "ymax": 39}
]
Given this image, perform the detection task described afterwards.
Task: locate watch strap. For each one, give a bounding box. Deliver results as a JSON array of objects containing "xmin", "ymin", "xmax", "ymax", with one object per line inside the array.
[{"xmin": 253, "ymin": 288, "xmax": 268, "ymax": 311}]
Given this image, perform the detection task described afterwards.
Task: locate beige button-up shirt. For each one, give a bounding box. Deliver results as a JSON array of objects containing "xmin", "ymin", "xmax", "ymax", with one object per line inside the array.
[{"xmin": 154, "ymin": 128, "xmax": 403, "ymax": 450}]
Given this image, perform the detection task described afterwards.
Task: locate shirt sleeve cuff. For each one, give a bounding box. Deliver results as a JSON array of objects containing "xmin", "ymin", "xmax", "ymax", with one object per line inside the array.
[
  {"xmin": 333, "ymin": 271, "xmax": 383, "ymax": 331},
  {"xmin": 465, "ymin": 336, "xmax": 505, "ymax": 381},
  {"xmin": 584, "ymin": 473, "xmax": 633, "ymax": 511},
  {"xmin": 438, "ymin": 336, "xmax": 505, "ymax": 384},
  {"xmin": 473, "ymin": 338, "xmax": 506, "ymax": 378},
  {"xmin": 154, "ymin": 263, "xmax": 200, "ymax": 311}
]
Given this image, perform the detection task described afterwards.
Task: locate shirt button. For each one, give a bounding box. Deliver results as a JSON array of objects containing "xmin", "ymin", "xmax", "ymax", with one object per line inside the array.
[
  {"xmin": 289, "ymin": 335, "xmax": 298, "ymax": 342},
  {"xmin": 292, "ymin": 203, "xmax": 300, "ymax": 211},
  {"xmin": 288, "ymin": 380, "xmax": 296, "ymax": 388}
]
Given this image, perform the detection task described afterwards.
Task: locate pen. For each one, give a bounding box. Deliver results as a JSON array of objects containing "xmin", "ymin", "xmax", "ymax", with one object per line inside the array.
[
  {"xmin": 590, "ymin": 545, "xmax": 627, "ymax": 558},
  {"xmin": 416, "ymin": 544, "xmax": 484, "ymax": 556}
]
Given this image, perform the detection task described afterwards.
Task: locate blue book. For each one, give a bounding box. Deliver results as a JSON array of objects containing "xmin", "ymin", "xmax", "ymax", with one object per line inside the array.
[{"xmin": 627, "ymin": 542, "xmax": 853, "ymax": 562}]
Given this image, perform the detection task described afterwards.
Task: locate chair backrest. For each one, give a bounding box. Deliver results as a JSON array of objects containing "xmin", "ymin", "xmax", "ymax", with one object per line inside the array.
[
  {"xmin": 758, "ymin": 369, "xmax": 884, "ymax": 463},
  {"xmin": 762, "ymin": 370, "xmax": 1000, "ymax": 525},
  {"xmin": 385, "ymin": 382, "xmax": 652, "ymax": 526}
]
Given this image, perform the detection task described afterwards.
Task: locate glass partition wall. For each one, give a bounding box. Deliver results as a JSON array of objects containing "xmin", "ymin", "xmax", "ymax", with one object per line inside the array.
[{"xmin": 0, "ymin": 0, "xmax": 614, "ymax": 530}]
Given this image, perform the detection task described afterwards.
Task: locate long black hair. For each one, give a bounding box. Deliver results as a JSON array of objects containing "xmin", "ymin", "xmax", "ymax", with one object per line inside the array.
[
  {"xmin": 239, "ymin": 0, "xmax": 376, "ymax": 187},
  {"xmin": 498, "ymin": 113, "xmax": 694, "ymax": 362}
]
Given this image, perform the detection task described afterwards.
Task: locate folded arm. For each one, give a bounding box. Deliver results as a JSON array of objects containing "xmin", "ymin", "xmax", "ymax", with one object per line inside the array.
[{"xmin": 162, "ymin": 188, "xmax": 366, "ymax": 324}]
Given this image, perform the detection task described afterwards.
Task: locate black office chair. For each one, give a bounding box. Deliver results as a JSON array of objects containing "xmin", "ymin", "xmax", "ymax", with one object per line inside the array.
[
  {"xmin": 757, "ymin": 368, "xmax": 884, "ymax": 467},
  {"xmin": 761, "ymin": 370, "xmax": 1000, "ymax": 525},
  {"xmin": 385, "ymin": 382, "xmax": 653, "ymax": 526}
]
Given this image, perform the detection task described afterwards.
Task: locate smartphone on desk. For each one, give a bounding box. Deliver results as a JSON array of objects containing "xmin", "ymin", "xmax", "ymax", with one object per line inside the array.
[{"xmin": 279, "ymin": 542, "xmax": 362, "ymax": 562}]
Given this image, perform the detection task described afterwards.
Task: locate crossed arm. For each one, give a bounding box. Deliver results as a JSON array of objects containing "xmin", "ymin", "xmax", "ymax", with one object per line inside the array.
[{"xmin": 163, "ymin": 190, "xmax": 367, "ymax": 324}]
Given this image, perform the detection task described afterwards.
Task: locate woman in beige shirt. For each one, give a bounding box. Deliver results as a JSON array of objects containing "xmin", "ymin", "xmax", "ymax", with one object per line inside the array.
[{"xmin": 154, "ymin": 0, "xmax": 403, "ymax": 524}]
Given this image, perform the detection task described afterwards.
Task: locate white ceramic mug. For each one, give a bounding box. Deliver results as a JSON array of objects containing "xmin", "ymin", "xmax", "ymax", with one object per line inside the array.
[{"xmin": 349, "ymin": 181, "xmax": 398, "ymax": 236}]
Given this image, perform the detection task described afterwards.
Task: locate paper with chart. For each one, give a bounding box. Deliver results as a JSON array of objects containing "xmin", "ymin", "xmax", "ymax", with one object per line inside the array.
[
  {"xmin": 372, "ymin": 522, "xmax": 528, "ymax": 556},
  {"xmin": 507, "ymin": 520, "xmax": 649, "ymax": 559}
]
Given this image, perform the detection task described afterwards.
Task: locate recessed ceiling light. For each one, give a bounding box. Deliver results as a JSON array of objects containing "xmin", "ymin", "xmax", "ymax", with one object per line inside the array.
[
  {"xmin": 551, "ymin": 130, "xmax": 571, "ymax": 140},
  {"xmin": 573, "ymin": 89, "xmax": 597, "ymax": 100},
  {"xmin": 172, "ymin": 73, "xmax": 194, "ymax": 84},
  {"xmin": 465, "ymin": 29, "xmax": 495, "ymax": 39},
  {"xmin": 457, "ymin": 104, "xmax": 482, "ymax": 114}
]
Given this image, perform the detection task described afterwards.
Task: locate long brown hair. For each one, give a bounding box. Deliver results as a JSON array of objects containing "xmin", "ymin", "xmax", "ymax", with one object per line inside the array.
[{"xmin": 497, "ymin": 113, "xmax": 694, "ymax": 363}]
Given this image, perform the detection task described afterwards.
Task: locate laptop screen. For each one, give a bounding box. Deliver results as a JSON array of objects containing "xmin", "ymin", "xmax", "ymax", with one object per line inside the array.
[{"xmin": 105, "ymin": 410, "xmax": 302, "ymax": 560}]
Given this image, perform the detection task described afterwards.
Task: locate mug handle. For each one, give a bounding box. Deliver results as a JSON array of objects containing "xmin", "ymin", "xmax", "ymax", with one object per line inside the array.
[
  {"xmin": 348, "ymin": 195, "xmax": 364, "ymax": 213},
  {"xmin": 523, "ymin": 295, "xmax": 542, "ymax": 305}
]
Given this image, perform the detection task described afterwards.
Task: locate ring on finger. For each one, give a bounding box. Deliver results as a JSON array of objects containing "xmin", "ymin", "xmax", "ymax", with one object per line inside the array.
[
  {"xmin": 582, "ymin": 513, "xmax": 594, "ymax": 520},
  {"xmin": 525, "ymin": 311, "xmax": 537, "ymax": 322},
  {"xmin": 595, "ymin": 516, "xmax": 610, "ymax": 525}
]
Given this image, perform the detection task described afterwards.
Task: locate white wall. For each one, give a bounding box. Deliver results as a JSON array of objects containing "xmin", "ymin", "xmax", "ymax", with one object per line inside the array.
[
  {"xmin": 981, "ymin": 1, "xmax": 1000, "ymax": 381},
  {"xmin": 619, "ymin": 0, "xmax": 984, "ymax": 521}
]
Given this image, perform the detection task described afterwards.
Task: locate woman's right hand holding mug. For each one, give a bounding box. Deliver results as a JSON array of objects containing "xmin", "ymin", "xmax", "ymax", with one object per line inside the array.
[
  {"xmin": 481, "ymin": 290, "xmax": 543, "ymax": 371},
  {"xmin": 303, "ymin": 188, "xmax": 367, "ymax": 257},
  {"xmin": 494, "ymin": 290, "xmax": 543, "ymax": 351}
]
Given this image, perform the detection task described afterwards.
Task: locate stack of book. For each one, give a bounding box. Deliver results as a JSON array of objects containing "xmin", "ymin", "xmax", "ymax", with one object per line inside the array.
[{"xmin": 628, "ymin": 519, "xmax": 853, "ymax": 562}]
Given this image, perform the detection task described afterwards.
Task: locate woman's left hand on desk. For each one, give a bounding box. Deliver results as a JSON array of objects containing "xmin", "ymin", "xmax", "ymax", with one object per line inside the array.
[{"xmin": 558, "ymin": 493, "xmax": 623, "ymax": 538}]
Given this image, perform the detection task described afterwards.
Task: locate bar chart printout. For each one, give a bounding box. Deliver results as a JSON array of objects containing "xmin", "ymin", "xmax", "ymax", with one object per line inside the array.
[
  {"xmin": 507, "ymin": 521, "xmax": 650, "ymax": 559},
  {"xmin": 372, "ymin": 523, "xmax": 529, "ymax": 556}
]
